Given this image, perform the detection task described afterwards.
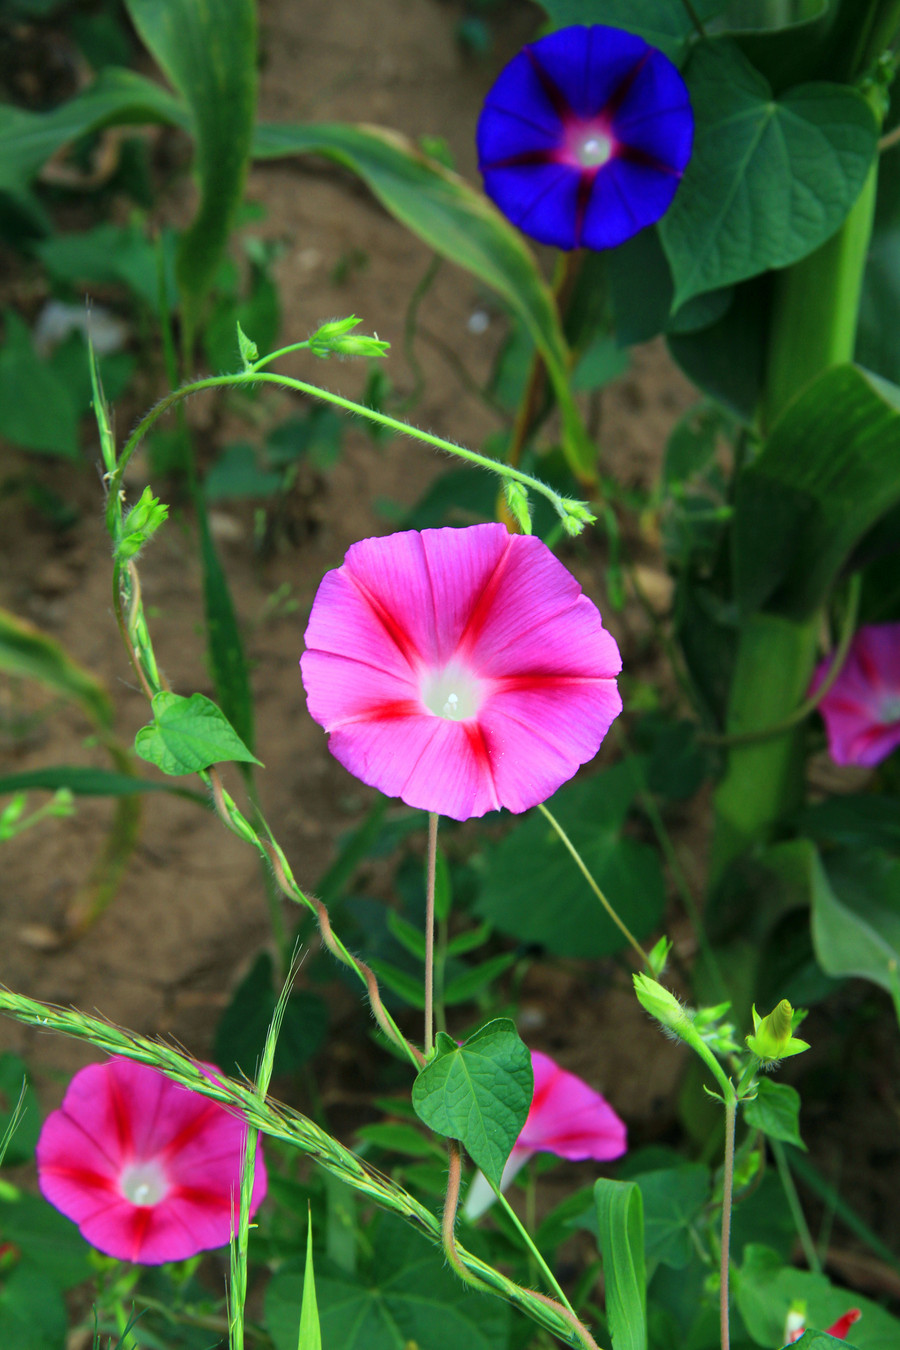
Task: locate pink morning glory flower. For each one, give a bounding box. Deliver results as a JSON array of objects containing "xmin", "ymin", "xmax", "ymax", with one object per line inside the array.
[
  {"xmin": 811, "ymin": 622, "xmax": 900, "ymax": 767},
  {"xmin": 300, "ymin": 524, "xmax": 622, "ymax": 821},
  {"xmin": 464, "ymin": 1047, "xmax": 627, "ymax": 1219},
  {"xmin": 36, "ymin": 1057, "xmax": 267, "ymax": 1265},
  {"xmin": 477, "ymin": 24, "xmax": 693, "ymax": 251}
]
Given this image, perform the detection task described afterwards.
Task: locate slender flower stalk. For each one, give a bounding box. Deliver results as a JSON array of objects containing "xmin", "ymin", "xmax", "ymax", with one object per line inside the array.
[{"xmin": 424, "ymin": 811, "xmax": 439, "ymax": 1057}]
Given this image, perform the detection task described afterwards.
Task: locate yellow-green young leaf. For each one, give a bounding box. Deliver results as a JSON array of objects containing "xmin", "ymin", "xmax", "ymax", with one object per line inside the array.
[
  {"xmin": 252, "ymin": 121, "xmax": 596, "ymax": 482},
  {"xmin": 0, "ymin": 608, "xmax": 113, "ymax": 730},
  {"xmin": 743, "ymin": 1080, "xmax": 806, "ymax": 1150},
  {"xmin": 411, "ymin": 1020, "xmax": 532, "ymax": 1187},
  {"xmin": 134, "ymin": 691, "xmax": 262, "ymax": 776},
  {"xmin": 125, "ymin": 0, "xmax": 258, "ymax": 334},
  {"xmin": 594, "ymin": 1178, "xmax": 647, "ymax": 1350},
  {"xmin": 298, "ymin": 1221, "xmax": 322, "ymax": 1350}
]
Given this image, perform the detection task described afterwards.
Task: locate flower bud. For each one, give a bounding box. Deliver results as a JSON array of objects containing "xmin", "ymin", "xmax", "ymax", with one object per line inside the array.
[
  {"xmin": 633, "ymin": 974, "xmax": 691, "ymax": 1036},
  {"xmin": 745, "ymin": 1000, "xmax": 810, "ymax": 1066}
]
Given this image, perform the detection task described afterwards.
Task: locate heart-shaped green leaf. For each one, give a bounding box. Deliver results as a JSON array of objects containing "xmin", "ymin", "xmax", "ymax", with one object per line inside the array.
[
  {"xmin": 660, "ymin": 41, "xmax": 878, "ymax": 308},
  {"xmin": 135, "ymin": 691, "xmax": 261, "ymax": 776},
  {"xmin": 411, "ymin": 1019, "xmax": 532, "ymax": 1187}
]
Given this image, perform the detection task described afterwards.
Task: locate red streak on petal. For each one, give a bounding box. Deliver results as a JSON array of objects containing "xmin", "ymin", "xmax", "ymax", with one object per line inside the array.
[
  {"xmin": 480, "ymin": 148, "xmax": 559, "ymax": 170},
  {"xmin": 127, "ymin": 1203, "xmax": 154, "ymax": 1263},
  {"xmin": 107, "ymin": 1068, "xmax": 134, "ymax": 1159},
  {"xmin": 524, "ymin": 46, "xmax": 572, "ymax": 122},
  {"xmin": 465, "ymin": 721, "xmax": 501, "ymax": 812},
  {"xmin": 345, "ymin": 571, "xmax": 422, "ymax": 670},
  {"xmin": 457, "ymin": 536, "xmax": 514, "ymax": 656},
  {"xmin": 606, "ymin": 51, "xmax": 652, "ymax": 122},
  {"xmin": 493, "ymin": 673, "xmax": 607, "ymax": 693},
  {"xmin": 160, "ymin": 1099, "xmax": 223, "ymax": 1163},
  {"xmin": 331, "ymin": 698, "xmax": 422, "ymax": 729},
  {"xmin": 574, "ymin": 166, "xmax": 598, "ymax": 246},
  {"xmin": 43, "ymin": 1164, "xmax": 118, "ymax": 1194},
  {"xmin": 172, "ymin": 1185, "xmax": 234, "ymax": 1212},
  {"xmin": 617, "ymin": 143, "xmax": 681, "ymax": 176}
]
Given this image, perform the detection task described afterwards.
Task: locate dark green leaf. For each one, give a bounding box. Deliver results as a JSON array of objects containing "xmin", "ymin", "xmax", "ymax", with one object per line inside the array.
[
  {"xmin": 134, "ymin": 690, "xmax": 261, "ymax": 775},
  {"xmin": 734, "ymin": 364, "xmax": 900, "ymax": 618},
  {"xmin": 812, "ymin": 847, "xmax": 900, "ymax": 995},
  {"xmin": 798, "ymin": 797, "xmax": 900, "ymax": 853},
  {"xmin": 126, "ymin": 0, "xmax": 258, "ymax": 330},
  {"xmin": 667, "ymin": 276, "xmax": 767, "ymax": 423},
  {"xmin": 213, "ymin": 952, "xmax": 328, "ymax": 1077},
  {"xmin": 0, "ymin": 1266, "xmax": 67, "ymax": 1350},
  {"xmin": 0, "ymin": 67, "xmax": 187, "ymax": 203},
  {"xmin": 36, "ymin": 222, "xmax": 177, "ymax": 312},
  {"xmin": 660, "ymin": 41, "xmax": 878, "ymax": 307},
  {"xmin": 368, "ymin": 958, "xmax": 425, "ymax": 1009},
  {"xmin": 0, "ymin": 310, "xmax": 78, "ymax": 458},
  {"xmin": 0, "ymin": 1192, "xmax": 91, "ymax": 1288},
  {"xmin": 790, "ymin": 1334, "xmax": 859, "ymax": 1350},
  {"xmin": 634, "ymin": 1165, "xmax": 709, "ymax": 1270},
  {"xmin": 535, "ymin": 0, "xmax": 728, "ymax": 59},
  {"xmin": 203, "ymin": 443, "xmax": 282, "ymax": 500},
  {"xmin": 735, "ymin": 1243, "xmax": 899, "ymax": 1349},
  {"xmin": 354, "ymin": 1122, "xmax": 439, "ymax": 1158},
  {"xmin": 743, "ymin": 1079, "xmax": 805, "ymax": 1149},
  {"xmin": 265, "ymin": 1214, "xmax": 510, "ymax": 1350},
  {"xmin": 252, "ymin": 121, "xmax": 594, "ymax": 479},
  {"xmin": 386, "ymin": 911, "xmax": 427, "ymax": 962},
  {"xmin": 476, "ymin": 763, "xmax": 665, "ymax": 958},
  {"xmin": 594, "ymin": 1178, "xmax": 647, "ymax": 1350},
  {"xmin": 443, "ymin": 952, "xmax": 517, "ymax": 1005},
  {"xmin": 412, "ymin": 1019, "xmax": 532, "ymax": 1187}
]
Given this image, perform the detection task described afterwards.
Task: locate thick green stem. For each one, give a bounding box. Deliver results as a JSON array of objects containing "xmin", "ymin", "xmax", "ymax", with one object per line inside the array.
[
  {"xmin": 711, "ymin": 92, "xmax": 882, "ymax": 885},
  {"xmin": 710, "ymin": 612, "xmax": 820, "ymax": 885}
]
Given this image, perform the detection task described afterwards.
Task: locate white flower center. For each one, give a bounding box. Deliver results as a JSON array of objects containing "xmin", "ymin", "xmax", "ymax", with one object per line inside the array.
[
  {"xmin": 882, "ymin": 695, "xmax": 900, "ymax": 722},
  {"xmin": 421, "ymin": 665, "xmax": 483, "ymax": 721},
  {"xmin": 577, "ymin": 131, "xmax": 613, "ymax": 168},
  {"xmin": 120, "ymin": 1158, "xmax": 169, "ymax": 1207}
]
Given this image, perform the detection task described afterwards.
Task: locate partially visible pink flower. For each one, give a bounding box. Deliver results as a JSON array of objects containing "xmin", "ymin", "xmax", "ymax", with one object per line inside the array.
[
  {"xmin": 785, "ymin": 1305, "xmax": 861, "ymax": 1343},
  {"xmin": 300, "ymin": 524, "xmax": 622, "ymax": 821},
  {"xmin": 36, "ymin": 1058, "xmax": 267, "ymax": 1265},
  {"xmin": 811, "ymin": 622, "xmax": 900, "ymax": 767},
  {"xmin": 464, "ymin": 1047, "xmax": 627, "ymax": 1218}
]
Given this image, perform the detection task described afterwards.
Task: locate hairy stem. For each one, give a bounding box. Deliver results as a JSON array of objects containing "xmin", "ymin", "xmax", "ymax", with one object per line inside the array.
[{"xmin": 424, "ymin": 812, "xmax": 439, "ymax": 1057}]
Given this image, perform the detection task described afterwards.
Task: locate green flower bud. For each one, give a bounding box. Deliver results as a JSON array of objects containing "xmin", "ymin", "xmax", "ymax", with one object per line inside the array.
[
  {"xmin": 633, "ymin": 974, "xmax": 691, "ymax": 1037},
  {"xmin": 556, "ymin": 497, "xmax": 597, "ymax": 536},
  {"xmin": 504, "ymin": 481, "xmax": 532, "ymax": 535},
  {"xmin": 745, "ymin": 1000, "xmax": 810, "ymax": 1066},
  {"xmin": 309, "ymin": 316, "xmax": 390, "ymax": 360}
]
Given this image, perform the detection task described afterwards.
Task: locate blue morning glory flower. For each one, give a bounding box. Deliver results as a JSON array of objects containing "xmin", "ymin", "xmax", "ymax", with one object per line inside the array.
[{"xmin": 477, "ymin": 25, "xmax": 694, "ymax": 251}]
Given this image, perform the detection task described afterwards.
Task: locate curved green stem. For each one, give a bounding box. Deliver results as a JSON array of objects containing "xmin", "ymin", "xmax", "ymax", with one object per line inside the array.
[
  {"xmin": 537, "ymin": 803, "xmax": 650, "ymax": 967},
  {"xmin": 108, "ymin": 370, "xmax": 594, "ymax": 539},
  {"xmin": 491, "ymin": 1180, "xmax": 579, "ymax": 1320}
]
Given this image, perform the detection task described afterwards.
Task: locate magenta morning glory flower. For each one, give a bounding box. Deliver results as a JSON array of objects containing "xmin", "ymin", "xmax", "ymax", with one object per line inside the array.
[
  {"xmin": 464, "ymin": 1047, "xmax": 627, "ymax": 1218},
  {"xmin": 36, "ymin": 1058, "xmax": 267, "ymax": 1264},
  {"xmin": 811, "ymin": 623, "xmax": 900, "ymax": 767},
  {"xmin": 477, "ymin": 24, "xmax": 693, "ymax": 251},
  {"xmin": 300, "ymin": 524, "xmax": 622, "ymax": 821}
]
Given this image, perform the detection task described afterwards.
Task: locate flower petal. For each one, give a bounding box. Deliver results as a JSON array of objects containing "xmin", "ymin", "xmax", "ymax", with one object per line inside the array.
[
  {"xmin": 480, "ymin": 678, "xmax": 622, "ymax": 813},
  {"xmin": 813, "ymin": 623, "xmax": 900, "ymax": 767},
  {"xmin": 481, "ymin": 162, "xmax": 582, "ymax": 248},
  {"xmin": 327, "ymin": 713, "xmax": 501, "ymax": 820},
  {"xmin": 534, "ymin": 25, "xmax": 650, "ymax": 120},
  {"xmin": 520, "ymin": 1050, "xmax": 626, "ymax": 1160}
]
